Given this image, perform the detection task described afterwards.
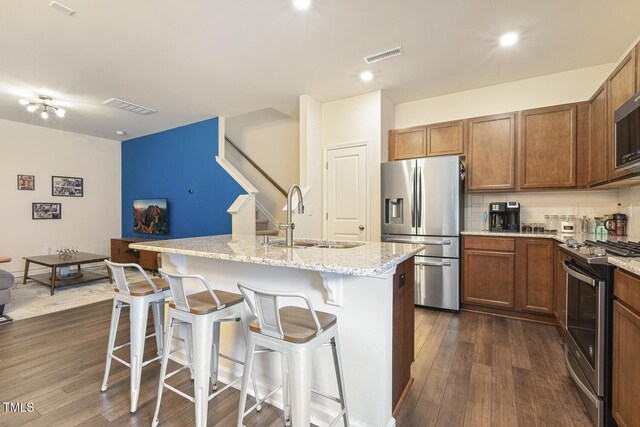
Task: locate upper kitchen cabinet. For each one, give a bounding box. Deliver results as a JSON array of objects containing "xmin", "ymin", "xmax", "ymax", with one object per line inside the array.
[
  {"xmin": 637, "ymin": 42, "xmax": 640, "ymax": 91},
  {"xmin": 606, "ymin": 49, "xmax": 637, "ymax": 180},
  {"xmin": 518, "ymin": 104, "xmax": 577, "ymax": 190},
  {"xmin": 589, "ymin": 85, "xmax": 608, "ymax": 186},
  {"xmin": 426, "ymin": 120, "xmax": 465, "ymax": 157},
  {"xmin": 466, "ymin": 113, "xmax": 516, "ymax": 192},
  {"xmin": 388, "ymin": 126, "xmax": 427, "ymax": 161}
]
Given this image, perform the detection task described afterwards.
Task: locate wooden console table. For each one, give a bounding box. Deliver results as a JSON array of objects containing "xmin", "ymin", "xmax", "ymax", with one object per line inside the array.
[
  {"xmin": 23, "ymin": 253, "xmax": 112, "ymax": 295},
  {"xmin": 0, "ymin": 257, "xmax": 10, "ymax": 263},
  {"xmin": 111, "ymin": 238, "xmax": 159, "ymax": 270}
]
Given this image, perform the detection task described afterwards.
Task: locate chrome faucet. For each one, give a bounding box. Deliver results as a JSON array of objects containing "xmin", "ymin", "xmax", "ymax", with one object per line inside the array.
[{"xmin": 280, "ymin": 184, "xmax": 305, "ymax": 247}]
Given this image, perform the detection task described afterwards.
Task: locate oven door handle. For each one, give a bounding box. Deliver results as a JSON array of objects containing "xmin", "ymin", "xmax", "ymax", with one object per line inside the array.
[{"xmin": 562, "ymin": 261, "xmax": 597, "ymax": 287}]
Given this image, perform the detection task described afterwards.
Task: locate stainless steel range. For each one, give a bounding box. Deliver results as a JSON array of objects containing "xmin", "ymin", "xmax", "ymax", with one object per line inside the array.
[{"xmin": 559, "ymin": 238, "xmax": 640, "ymax": 427}]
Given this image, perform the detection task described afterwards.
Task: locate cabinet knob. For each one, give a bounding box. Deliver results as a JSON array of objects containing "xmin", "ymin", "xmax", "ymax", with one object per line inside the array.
[{"xmin": 359, "ymin": 225, "xmax": 365, "ymax": 230}]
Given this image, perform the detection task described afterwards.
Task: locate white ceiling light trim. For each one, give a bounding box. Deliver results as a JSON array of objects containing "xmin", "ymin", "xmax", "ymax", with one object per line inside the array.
[
  {"xmin": 499, "ymin": 32, "xmax": 519, "ymax": 47},
  {"xmin": 103, "ymin": 98, "xmax": 156, "ymax": 115},
  {"xmin": 360, "ymin": 71, "xmax": 374, "ymax": 82},
  {"xmin": 364, "ymin": 46, "xmax": 403, "ymax": 64},
  {"xmin": 293, "ymin": 0, "xmax": 311, "ymax": 10}
]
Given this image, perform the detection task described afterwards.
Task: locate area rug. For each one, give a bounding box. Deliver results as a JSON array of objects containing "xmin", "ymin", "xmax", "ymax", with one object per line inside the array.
[{"xmin": 5, "ymin": 267, "xmax": 146, "ymax": 321}]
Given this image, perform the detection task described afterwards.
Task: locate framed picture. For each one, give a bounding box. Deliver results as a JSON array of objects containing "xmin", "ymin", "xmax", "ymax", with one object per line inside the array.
[
  {"xmin": 32, "ymin": 203, "xmax": 62, "ymax": 220},
  {"xmin": 133, "ymin": 198, "xmax": 169, "ymax": 234},
  {"xmin": 17, "ymin": 174, "xmax": 35, "ymax": 190},
  {"xmin": 52, "ymin": 176, "xmax": 83, "ymax": 197}
]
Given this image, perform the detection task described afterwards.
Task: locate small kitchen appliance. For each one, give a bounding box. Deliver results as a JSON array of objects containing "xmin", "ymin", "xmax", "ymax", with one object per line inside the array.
[
  {"xmin": 489, "ymin": 201, "xmax": 520, "ymax": 232},
  {"xmin": 604, "ymin": 213, "xmax": 628, "ymax": 236}
]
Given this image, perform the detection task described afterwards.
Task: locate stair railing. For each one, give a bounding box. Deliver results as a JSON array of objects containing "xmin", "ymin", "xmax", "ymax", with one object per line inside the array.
[{"xmin": 225, "ymin": 136, "xmax": 287, "ymax": 197}]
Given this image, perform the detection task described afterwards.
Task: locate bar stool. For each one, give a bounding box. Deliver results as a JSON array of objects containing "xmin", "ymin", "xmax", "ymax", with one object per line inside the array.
[
  {"xmin": 101, "ymin": 260, "xmax": 172, "ymax": 414},
  {"xmin": 152, "ymin": 269, "xmax": 261, "ymax": 427},
  {"xmin": 236, "ymin": 282, "xmax": 349, "ymax": 427}
]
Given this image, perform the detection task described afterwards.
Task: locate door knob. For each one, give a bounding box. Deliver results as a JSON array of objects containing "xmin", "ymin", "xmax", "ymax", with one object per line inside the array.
[{"xmin": 359, "ymin": 225, "xmax": 365, "ymax": 230}]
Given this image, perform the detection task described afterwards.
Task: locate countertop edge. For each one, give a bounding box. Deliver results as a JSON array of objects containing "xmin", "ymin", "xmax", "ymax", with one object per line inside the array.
[
  {"xmin": 608, "ymin": 257, "xmax": 640, "ymax": 276},
  {"xmin": 460, "ymin": 230, "xmax": 566, "ymax": 243},
  {"xmin": 129, "ymin": 242, "xmax": 424, "ymax": 278}
]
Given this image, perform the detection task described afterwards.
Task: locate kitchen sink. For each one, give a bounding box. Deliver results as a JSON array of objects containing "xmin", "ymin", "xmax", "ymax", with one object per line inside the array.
[{"xmin": 267, "ymin": 240, "xmax": 363, "ymax": 249}]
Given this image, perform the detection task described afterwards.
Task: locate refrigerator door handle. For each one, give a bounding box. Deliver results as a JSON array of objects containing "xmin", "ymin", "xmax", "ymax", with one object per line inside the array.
[
  {"xmin": 417, "ymin": 166, "xmax": 423, "ymax": 228},
  {"xmin": 411, "ymin": 166, "xmax": 416, "ymax": 228}
]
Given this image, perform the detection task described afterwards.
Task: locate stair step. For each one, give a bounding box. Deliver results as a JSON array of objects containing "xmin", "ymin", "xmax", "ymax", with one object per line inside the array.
[
  {"xmin": 256, "ymin": 219, "xmax": 269, "ymax": 224},
  {"xmin": 256, "ymin": 230, "xmax": 279, "ymax": 237}
]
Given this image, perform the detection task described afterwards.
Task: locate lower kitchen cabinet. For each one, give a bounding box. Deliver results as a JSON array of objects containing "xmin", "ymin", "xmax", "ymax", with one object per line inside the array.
[
  {"xmin": 463, "ymin": 249, "xmax": 515, "ymax": 308},
  {"xmin": 462, "ymin": 236, "xmax": 556, "ymax": 322},
  {"xmin": 613, "ymin": 269, "xmax": 640, "ymax": 427},
  {"xmin": 515, "ymin": 239, "xmax": 554, "ymax": 315}
]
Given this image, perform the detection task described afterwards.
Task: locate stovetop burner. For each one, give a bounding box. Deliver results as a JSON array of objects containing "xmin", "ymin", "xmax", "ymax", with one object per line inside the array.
[{"xmin": 584, "ymin": 239, "xmax": 640, "ymax": 257}]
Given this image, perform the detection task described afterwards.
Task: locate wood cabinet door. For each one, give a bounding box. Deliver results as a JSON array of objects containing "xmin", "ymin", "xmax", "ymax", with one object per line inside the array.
[
  {"xmin": 426, "ymin": 120, "xmax": 464, "ymax": 157},
  {"xmin": 389, "ymin": 126, "xmax": 427, "ymax": 161},
  {"xmin": 554, "ymin": 244, "xmax": 569, "ymax": 327},
  {"xmin": 466, "ymin": 113, "xmax": 516, "ymax": 192},
  {"xmin": 515, "ymin": 239, "xmax": 554, "ymax": 314},
  {"xmin": 613, "ymin": 300, "xmax": 640, "ymax": 427},
  {"xmin": 607, "ymin": 50, "xmax": 637, "ymax": 180},
  {"xmin": 589, "ymin": 85, "xmax": 608, "ymax": 186},
  {"xmin": 518, "ymin": 104, "xmax": 577, "ymax": 190},
  {"xmin": 463, "ymin": 249, "xmax": 515, "ymax": 308}
]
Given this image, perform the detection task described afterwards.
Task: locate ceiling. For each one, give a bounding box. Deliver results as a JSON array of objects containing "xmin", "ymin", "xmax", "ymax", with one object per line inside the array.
[{"xmin": 1, "ymin": 0, "xmax": 640, "ymax": 140}]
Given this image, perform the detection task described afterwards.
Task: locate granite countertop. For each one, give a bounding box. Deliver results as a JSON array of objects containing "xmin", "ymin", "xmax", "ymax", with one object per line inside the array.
[
  {"xmin": 130, "ymin": 235, "xmax": 424, "ymax": 277},
  {"xmin": 461, "ymin": 229, "xmax": 582, "ymax": 243}
]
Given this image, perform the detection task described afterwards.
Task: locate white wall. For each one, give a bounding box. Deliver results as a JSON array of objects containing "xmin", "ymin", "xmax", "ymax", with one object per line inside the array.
[
  {"xmin": 296, "ymin": 95, "xmax": 324, "ymax": 239},
  {"xmin": 225, "ymin": 108, "xmax": 299, "ymax": 191},
  {"xmin": 0, "ymin": 119, "xmax": 121, "ymax": 275},
  {"xmin": 321, "ymin": 91, "xmax": 383, "ymax": 241},
  {"xmin": 394, "ymin": 63, "xmax": 616, "ymax": 129}
]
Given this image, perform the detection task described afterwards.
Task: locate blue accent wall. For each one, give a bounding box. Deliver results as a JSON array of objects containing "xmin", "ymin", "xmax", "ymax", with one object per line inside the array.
[{"xmin": 121, "ymin": 118, "xmax": 244, "ymax": 239}]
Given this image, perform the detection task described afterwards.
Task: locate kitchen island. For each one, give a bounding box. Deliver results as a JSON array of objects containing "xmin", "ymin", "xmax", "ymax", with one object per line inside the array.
[{"xmin": 131, "ymin": 235, "xmax": 423, "ymax": 427}]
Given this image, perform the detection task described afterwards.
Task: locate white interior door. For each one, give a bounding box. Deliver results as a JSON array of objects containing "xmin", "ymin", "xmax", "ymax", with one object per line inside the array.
[{"xmin": 326, "ymin": 144, "xmax": 368, "ymax": 241}]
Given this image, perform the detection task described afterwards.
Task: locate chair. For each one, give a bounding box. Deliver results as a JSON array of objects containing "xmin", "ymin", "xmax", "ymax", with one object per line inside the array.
[
  {"xmin": 152, "ymin": 269, "xmax": 261, "ymax": 427},
  {"xmin": 100, "ymin": 260, "xmax": 172, "ymax": 413},
  {"xmin": 236, "ymin": 282, "xmax": 348, "ymax": 427}
]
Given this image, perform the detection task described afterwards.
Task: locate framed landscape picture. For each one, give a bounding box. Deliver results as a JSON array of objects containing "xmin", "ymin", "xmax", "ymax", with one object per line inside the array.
[
  {"xmin": 52, "ymin": 176, "xmax": 83, "ymax": 197},
  {"xmin": 17, "ymin": 174, "xmax": 35, "ymax": 190},
  {"xmin": 133, "ymin": 198, "xmax": 169, "ymax": 234},
  {"xmin": 32, "ymin": 203, "xmax": 62, "ymax": 220}
]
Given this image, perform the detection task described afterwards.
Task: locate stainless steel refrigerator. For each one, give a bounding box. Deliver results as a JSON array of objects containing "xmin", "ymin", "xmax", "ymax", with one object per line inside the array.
[{"xmin": 381, "ymin": 156, "xmax": 464, "ymax": 311}]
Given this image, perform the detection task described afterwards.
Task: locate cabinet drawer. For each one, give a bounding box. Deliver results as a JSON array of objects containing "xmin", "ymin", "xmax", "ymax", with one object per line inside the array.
[
  {"xmin": 463, "ymin": 236, "xmax": 515, "ymax": 252},
  {"xmin": 614, "ymin": 269, "xmax": 640, "ymax": 314}
]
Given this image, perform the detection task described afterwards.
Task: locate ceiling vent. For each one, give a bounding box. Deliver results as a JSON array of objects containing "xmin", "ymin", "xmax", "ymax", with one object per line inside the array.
[
  {"xmin": 103, "ymin": 98, "xmax": 156, "ymax": 115},
  {"xmin": 364, "ymin": 46, "xmax": 403, "ymax": 64}
]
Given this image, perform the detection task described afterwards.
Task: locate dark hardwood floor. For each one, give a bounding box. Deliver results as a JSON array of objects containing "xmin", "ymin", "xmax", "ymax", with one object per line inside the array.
[
  {"xmin": 0, "ymin": 301, "xmax": 593, "ymax": 426},
  {"xmin": 397, "ymin": 309, "xmax": 594, "ymax": 427}
]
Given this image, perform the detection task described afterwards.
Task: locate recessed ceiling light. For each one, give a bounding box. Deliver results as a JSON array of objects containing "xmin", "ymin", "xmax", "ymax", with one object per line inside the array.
[
  {"xmin": 18, "ymin": 99, "xmax": 30, "ymax": 106},
  {"xmin": 499, "ymin": 32, "xmax": 519, "ymax": 47},
  {"xmin": 49, "ymin": 1, "xmax": 76, "ymax": 16},
  {"xmin": 360, "ymin": 71, "xmax": 374, "ymax": 82},
  {"xmin": 115, "ymin": 130, "xmax": 126, "ymax": 136},
  {"xmin": 293, "ymin": 0, "xmax": 311, "ymax": 10}
]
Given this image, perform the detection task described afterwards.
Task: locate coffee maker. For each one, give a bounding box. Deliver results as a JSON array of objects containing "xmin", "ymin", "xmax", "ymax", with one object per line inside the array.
[
  {"xmin": 605, "ymin": 213, "xmax": 628, "ymax": 236},
  {"xmin": 489, "ymin": 201, "xmax": 520, "ymax": 232}
]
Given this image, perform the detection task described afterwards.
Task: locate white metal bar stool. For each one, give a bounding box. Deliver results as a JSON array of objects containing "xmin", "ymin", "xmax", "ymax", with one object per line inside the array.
[
  {"xmin": 236, "ymin": 282, "xmax": 349, "ymax": 427},
  {"xmin": 152, "ymin": 269, "xmax": 261, "ymax": 427},
  {"xmin": 101, "ymin": 260, "xmax": 172, "ymax": 414}
]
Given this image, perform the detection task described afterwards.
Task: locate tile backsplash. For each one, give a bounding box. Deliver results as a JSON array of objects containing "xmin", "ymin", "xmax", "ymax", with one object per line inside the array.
[
  {"xmin": 465, "ymin": 190, "xmax": 622, "ymax": 232},
  {"xmin": 617, "ymin": 186, "xmax": 640, "ymax": 237}
]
